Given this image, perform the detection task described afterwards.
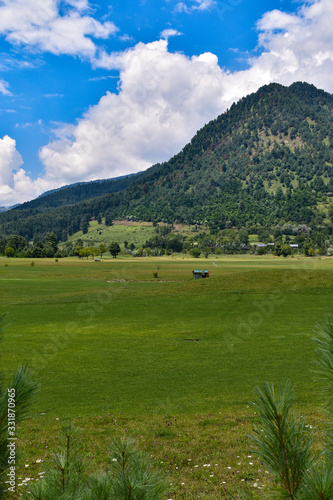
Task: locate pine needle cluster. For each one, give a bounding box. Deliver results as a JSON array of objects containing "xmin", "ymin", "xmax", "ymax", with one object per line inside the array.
[
  {"xmin": 23, "ymin": 426, "xmax": 168, "ymax": 500},
  {"xmin": 246, "ymin": 308, "xmax": 333, "ymax": 499}
]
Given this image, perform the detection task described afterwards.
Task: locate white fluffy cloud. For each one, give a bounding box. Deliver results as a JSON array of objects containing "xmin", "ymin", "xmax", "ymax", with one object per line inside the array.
[
  {"xmin": 0, "ymin": 135, "xmax": 45, "ymax": 205},
  {"xmin": 174, "ymin": 0, "xmax": 216, "ymax": 13},
  {"xmin": 0, "ymin": 0, "xmax": 117, "ymax": 60},
  {"xmin": 0, "ymin": 79, "xmax": 11, "ymax": 96},
  {"xmin": 193, "ymin": 0, "xmax": 216, "ymax": 11},
  {"xmin": 252, "ymin": 0, "xmax": 333, "ymax": 90},
  {"xmin": 4, "ymin": 0, "xmax": 333, "ymax": 205},
  {"xmin": 37, "ymin": 0, "xmax": 333, "ymax": 192},
  {"xmin": 160, "ymin": 29, "xmax": 182, "ymax": 39},
  {"xmin": 39, "ymin": 40, "xmax": 236, "ymax": 186}
]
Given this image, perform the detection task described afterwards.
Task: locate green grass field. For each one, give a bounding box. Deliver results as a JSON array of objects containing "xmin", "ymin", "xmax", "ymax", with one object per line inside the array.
[
  {"xmin": 66, "ymin": 220, "xmax": 157, "ymax": 248},
  {"xmin": 1, "ymin": 255, "xmax": 333, "ymax": 498},
  {"xmin": 60, "ymin": 221, "xmax": 209, "ymax": 252},
  {"xmin": 64, "ymin": 219, "xmax": 209, "ymax": 250}
]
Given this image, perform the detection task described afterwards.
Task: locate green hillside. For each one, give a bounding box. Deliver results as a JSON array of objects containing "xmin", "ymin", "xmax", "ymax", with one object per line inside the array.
[
  {"xmin": 12, "ymin": 173, "xmax": 139, "ymax": 214},
  {"xmin": 1, "ymin": 82, "xmax": 333, "ymax": 240}
]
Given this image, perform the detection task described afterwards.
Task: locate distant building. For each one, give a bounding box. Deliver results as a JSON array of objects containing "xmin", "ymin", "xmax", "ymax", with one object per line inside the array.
[
  {"xmin": 192, "ymin": 270, "xmax": 209, "ymax": 279},
  {"xmin": 290, "ymin": 244, "xmax": 299, "ymax": 249}
]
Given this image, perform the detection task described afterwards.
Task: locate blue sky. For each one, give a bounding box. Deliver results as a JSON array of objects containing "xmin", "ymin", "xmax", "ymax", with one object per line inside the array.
[{"xmin": 0, "ymin": 0, "xmax": 332, "ymax": 205}]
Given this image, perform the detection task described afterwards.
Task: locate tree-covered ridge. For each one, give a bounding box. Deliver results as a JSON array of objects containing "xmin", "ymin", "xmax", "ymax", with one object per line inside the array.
[
  {"xmin": 1, "ymin": 81, "xmax": 333, "ymax": 241},
  {"xmin": 13, "ymin": 173, "xmax": 139, "ymax": 215}
]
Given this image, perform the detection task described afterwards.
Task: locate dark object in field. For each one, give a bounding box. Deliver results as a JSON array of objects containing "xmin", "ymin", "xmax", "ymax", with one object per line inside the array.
[
  {"xmin": 192, "ymin": 270, "xmax": 209, "ymax": 279},
  {"xmin": 184, "ymin": 339, "xmax": 200, "ymax": 342}
]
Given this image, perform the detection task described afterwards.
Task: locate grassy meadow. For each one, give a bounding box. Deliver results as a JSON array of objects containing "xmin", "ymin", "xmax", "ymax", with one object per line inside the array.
[
  {"xmin": 1, "ymin": 254, "xmax": 333, "ymax": 498},
  {"xmin": 64, "ymin": 219, "xmax": 209, "ymax": 249}
]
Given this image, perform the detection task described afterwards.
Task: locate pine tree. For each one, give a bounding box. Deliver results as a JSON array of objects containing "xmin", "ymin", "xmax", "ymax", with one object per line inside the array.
[
  {"xmin": 109, "ymin": 242, "xmax": 121, "ymax": 258},
  {"xmin": 24, "ymin": 426, "xmax": 167, "ymax": 499},
  {"xmin": 247, "ymin": 308, "xmax": 333, "ymax": 498}
]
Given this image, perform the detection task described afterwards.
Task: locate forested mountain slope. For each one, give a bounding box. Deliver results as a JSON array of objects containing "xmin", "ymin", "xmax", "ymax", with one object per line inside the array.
[
  {"xmin": 1, "ymin": 81, "xmax": 333, "ymax": 241},
  {"xmin": 13, "ymin": 173, "xmax": 139, "ymax": 214}
]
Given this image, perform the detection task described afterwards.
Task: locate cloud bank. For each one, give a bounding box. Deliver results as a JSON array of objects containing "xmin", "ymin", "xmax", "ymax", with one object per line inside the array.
[
  {"xmin": 0, "ymin": 0, "xmax": 117, "ymax": 60},
  {"xmin": 0, "ymin": 135, "xmax": 41, "ymax": 206},
  {"xmin": 2, "ymin": 0, "xmax": 333, "ymax": 205}
]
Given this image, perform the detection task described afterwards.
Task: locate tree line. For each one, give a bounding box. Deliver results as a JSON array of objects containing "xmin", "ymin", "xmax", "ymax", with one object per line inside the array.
[{"xmin": 0, "ymin": 233, "xmax": 122, "ymax": 259}]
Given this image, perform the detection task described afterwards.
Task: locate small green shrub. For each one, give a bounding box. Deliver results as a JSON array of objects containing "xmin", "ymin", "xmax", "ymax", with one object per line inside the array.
[
  {"xmin": 24, "ymin": 425, "xmax": 168, "ymax": 500},
  {"xmin": 190, "ymin": 248, "xmax": 201, "ymax": 258},
  {"xmin": 246, "ymin": 309, "xmax": 333, "ymax": 498}
]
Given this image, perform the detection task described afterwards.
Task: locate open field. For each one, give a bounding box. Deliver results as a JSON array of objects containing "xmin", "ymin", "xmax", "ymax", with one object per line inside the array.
[
  {"xmin": 65, "ymin": 220, "xmax": 157, "ymax": 249},
  {"xmin": 1, "ymin": 255, "xmax": 333, "ymax": 498},
  {"xmin": 64, "ymin": 220, "xmax": 207, "ymax": 250}
]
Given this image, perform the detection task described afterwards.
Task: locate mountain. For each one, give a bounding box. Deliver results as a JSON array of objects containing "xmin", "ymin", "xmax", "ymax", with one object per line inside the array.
[
  {"xmin": 1, "ymin": 81, "xmax": 333, "ymax": 241},
  {"xmin": 13, "ymin": 173, "xmax": 140, "ymax": 214}
]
